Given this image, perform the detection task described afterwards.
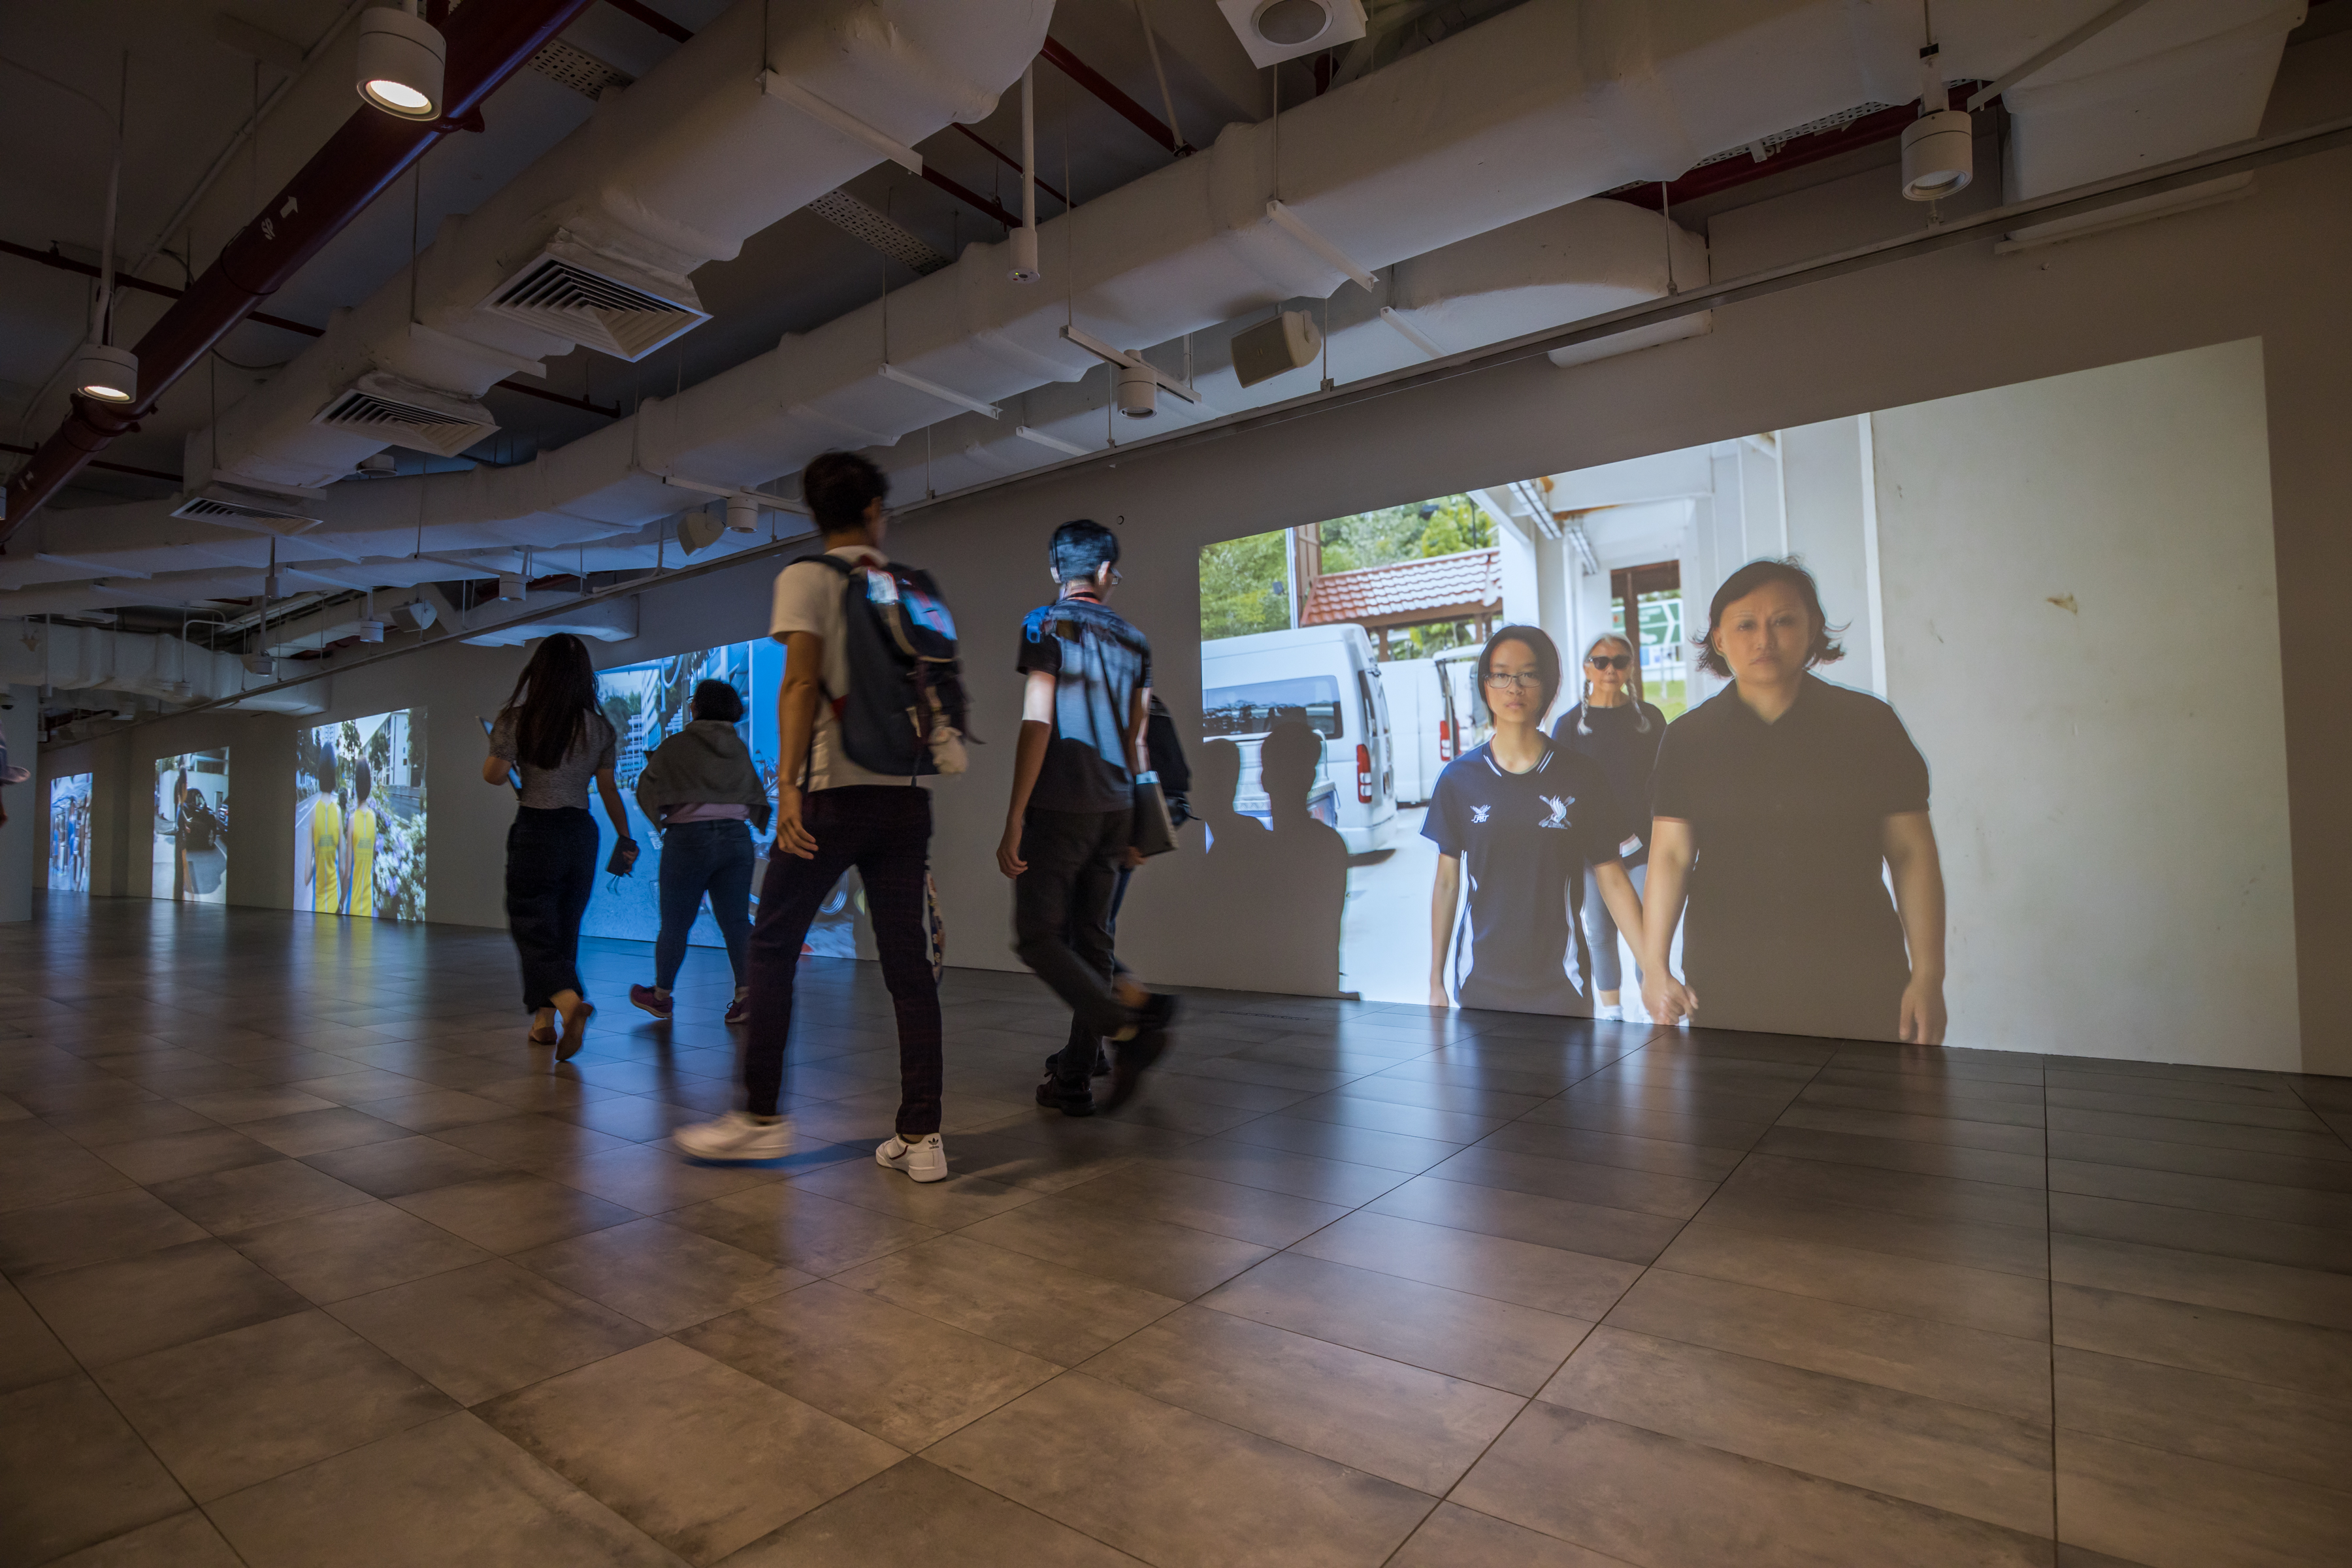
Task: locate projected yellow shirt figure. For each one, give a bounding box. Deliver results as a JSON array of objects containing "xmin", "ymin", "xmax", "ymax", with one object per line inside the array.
[
  {"xmin": 348, "ymin": 804, "xmax": 378, "ymax": 918},
  {"xmin": 310, "ymin": 792, "xmax": 343, "ymax": 913}
]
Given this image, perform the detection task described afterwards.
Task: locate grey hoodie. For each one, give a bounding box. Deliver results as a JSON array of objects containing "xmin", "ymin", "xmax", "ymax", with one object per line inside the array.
[{"xmin": 634, "ymin": 720, "xmax": 772, "ymax": 832}]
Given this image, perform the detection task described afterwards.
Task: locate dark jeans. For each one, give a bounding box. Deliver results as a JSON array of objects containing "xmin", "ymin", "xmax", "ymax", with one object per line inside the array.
[
  {"xmin": 506, "ymin": 806, "xmax": 598, "ymax": 1012},
  {"xmin": 654, "ymin": 819, "xmax": 754, "ymax": 990},
  {"xmin": 1013, "ymin": 806, "xmax": 1135, "ymax": 1092},
  {"xmin": 743, "ymin": 787, "xmax": 941, "ymax": 1134}
]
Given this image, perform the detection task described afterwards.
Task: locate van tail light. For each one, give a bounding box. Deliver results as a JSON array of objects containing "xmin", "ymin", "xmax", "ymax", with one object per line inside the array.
[
  {"xmin": 1356, "ymin": 743, "xmax": 1373, "ymax": 803},
  {"xmin": 1438, "ymin": 720, "xmax": 1452, "ymax": 761}
]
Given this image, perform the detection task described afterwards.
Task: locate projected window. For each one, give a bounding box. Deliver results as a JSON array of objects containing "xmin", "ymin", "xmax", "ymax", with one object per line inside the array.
[
  {"xmin": 1201, "ymin": 675, "xmax": 1345, "ymax": 739},
  {"xmin": 48, "ymin": 773, "xmax": 91, "ymax": 892}
]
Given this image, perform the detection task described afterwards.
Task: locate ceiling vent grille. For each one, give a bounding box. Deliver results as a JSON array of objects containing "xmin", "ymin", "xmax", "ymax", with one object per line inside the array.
[
  {"xmin": 312, "ymin": 372, "xmax": 498, "ymax": 457},
  {"xmin": 171, "ymin": 483, "xmax": 323, "ymax": 536},
  {"xmin": 478, "ymin": 237, "xmax": 709, "ymax": 361}
]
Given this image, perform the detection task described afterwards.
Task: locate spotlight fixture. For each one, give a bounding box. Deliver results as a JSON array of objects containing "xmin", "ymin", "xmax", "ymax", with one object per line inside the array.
[
  {"xmin": 1115, "ymin": 363, "xmax": 1158, "ymax": 419},
  {"xmin": 356, "ymin": 1, "xmax": 446, "ymax": 122},
  {"xmin": 496, "ymin": 571, "xmax": 527, "ymax": 602},
  {"xmin": 357, "ymin": 618, "xmax": 385, "ymax": 643},
  {"xmin": 1901, "ymin": 42, "xmax": 1971, "ymax": 201},
  {"xmin": 725, "ymin": 494, "xmax": 760, "ymax": 533},
  {"xmin": 357, "ymin": 453, "xmax": 398, "ymax": 478},
  {"xmin": 71, "ymin": 341, "xmax": 139, "ymax": 404}
]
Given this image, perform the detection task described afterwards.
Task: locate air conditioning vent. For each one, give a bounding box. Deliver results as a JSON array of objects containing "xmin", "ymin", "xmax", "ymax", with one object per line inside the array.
[
  {"xmin": 312, "ymin": 372, "xmax": 497, "ymax": 458},
  {"xmin": 171, "ymin": 482, "xmax": 323, "ymax": 535},
  {"xmin": 478, "ymin": 237, "xmax": 708, "ymax": 362}
]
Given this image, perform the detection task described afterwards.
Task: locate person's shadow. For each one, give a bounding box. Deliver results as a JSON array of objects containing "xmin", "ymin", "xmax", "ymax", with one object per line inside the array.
[{"xmin": 1251, "ymin": 721, "xmax": 1350, "ymax": 998}]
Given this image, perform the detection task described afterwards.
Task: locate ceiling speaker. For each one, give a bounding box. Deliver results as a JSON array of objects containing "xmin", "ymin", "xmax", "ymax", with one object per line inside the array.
[
  {"xmin": 1217, "ymin": 0, "xmax": 1367, "ymax": 69},
  {"xmin": 1231, "ymin": 309, "xmax": 1322, "ymax": 389}
]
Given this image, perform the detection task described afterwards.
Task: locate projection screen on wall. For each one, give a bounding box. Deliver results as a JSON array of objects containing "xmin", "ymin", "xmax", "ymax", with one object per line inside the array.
[
  {"xmin": 48, "ymin": 772, "xmax": 91, "ymax": 892},
  {"xmin": 295, "ymin": 710, "xmax": 427, "ymax": 921},
  {"xmin": 1156, "ymin": 339, "xmax": 2294, "ymax": 1067},
  {"xmin": 152, "ymin": 749, "xmax": 230, "ymax": 904}
]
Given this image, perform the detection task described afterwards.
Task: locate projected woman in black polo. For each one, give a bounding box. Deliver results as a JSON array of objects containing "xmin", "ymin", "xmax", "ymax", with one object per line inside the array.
[{"xmin": 1425, "ymin": 627, "xmax": 1646, "ymax": 1017}]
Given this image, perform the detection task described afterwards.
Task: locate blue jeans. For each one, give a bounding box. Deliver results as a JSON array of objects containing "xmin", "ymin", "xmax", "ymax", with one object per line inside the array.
[{"xmin": 654, "ymin": 819, "xmax": 755, "ymax": 990}]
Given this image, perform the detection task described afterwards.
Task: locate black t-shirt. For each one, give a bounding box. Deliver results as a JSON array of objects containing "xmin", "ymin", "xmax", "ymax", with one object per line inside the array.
[
  {"xmin": 178, "ymin": 798, "xmax": 223, "ymax": 853},
  {"xmin": 1553, "ymin": 700, "xmax": 1668, "ymax": 860},
  {"xmin": 1650, "ymin": 674, "xmax": 1929, "ymax": 1000},
  {"xmin": 1016, "ymin": 595, "xmax": 1151, "ymax": 815},
  {"xmin": 1423, "ymin": 739, "xmax": 1641, "ymax": 1013}
]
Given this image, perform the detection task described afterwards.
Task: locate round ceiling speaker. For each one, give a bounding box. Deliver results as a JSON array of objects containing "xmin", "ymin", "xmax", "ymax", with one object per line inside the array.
[{"xmin": 1255, "ymin": 1, "xmax": 1334, "ymax": 48}]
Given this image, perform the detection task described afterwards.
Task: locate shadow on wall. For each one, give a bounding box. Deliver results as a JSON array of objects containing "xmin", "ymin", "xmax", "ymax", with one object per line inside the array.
[{"xmin": 1123, "ymin": 725, "xmax": 1350, "ymax": 998}]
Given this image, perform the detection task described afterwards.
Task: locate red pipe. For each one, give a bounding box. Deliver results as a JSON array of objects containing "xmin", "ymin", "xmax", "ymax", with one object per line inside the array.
[
  {"xmin": 1039, "ymin": 37, "xmax": 1189, "ymax": 157},
  {"xmin": 1, "ymin": 0, "xmax": 596, "ymax": 546}
]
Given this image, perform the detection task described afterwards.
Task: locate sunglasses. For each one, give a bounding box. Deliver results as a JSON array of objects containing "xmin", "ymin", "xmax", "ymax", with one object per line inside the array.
[{"xmin": 1586, "ymin": 653, "xmax": 1631, "ymax": 671}]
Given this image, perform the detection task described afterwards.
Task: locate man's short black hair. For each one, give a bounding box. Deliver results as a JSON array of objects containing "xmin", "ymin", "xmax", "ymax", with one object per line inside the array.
[
  {"xmin": 802, "ymin": 451, "xmax": 887, "ymax": 536},
  {"xmin": 691, "ymin": 679, "xmax": 745, "ymax": 724},
  {"xmin": 1049, "ymin": 519, "xmax": 1120, "ymax": 583}
]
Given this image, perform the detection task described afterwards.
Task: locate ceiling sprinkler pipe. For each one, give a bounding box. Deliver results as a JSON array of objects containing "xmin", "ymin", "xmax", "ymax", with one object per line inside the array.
[{"xmin": 1011, "ymin": 63, "xmax": 1041, "ymax": 282}]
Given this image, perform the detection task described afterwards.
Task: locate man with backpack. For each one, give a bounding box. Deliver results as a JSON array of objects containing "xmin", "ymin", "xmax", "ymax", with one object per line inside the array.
[
  {"xmin": 998, "ymin": 519, "xmax": 1179, "ymax": 1116},
  {"xmin": 676, "ymin": 451, "xmax": 964, "ymax": 1182}
]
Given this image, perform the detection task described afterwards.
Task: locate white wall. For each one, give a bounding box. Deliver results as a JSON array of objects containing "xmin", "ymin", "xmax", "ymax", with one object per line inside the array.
[
  {"xmin": 1872, "ymin": 340, "xmax": 2298, "ymax": 1068},
  {"xmin": 0, "ymin": 687, "xmax": 37, "ymax": 921}
]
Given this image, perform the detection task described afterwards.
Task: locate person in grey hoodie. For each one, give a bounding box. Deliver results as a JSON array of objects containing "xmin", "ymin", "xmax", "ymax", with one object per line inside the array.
[{"xmin": 629, "ymin": 679, "xmax": 774, "ymax": 1024}]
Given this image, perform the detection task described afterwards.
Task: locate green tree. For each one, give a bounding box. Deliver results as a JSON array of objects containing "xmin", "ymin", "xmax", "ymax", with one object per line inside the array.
[
  {"xmin": 1320, "ymin": 494, "xmax": 1493, "ymax": 571},
  {"xmin": 1198, "ymin": 529, "xmax": 1290, "ymax": 640}
]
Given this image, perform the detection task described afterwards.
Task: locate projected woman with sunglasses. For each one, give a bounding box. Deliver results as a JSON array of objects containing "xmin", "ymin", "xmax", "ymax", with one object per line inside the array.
[
  {"xmin": 1554, "ymin": 632, "xmax": 1669, "ymax": 1021},
  {"xmin": 1640, "ymin": 559, "xmax": 1947, "ymax": 1043},
  {"xmin": 1426, "ymin": 627, "xmax": 1646, "ymax": 1015}
]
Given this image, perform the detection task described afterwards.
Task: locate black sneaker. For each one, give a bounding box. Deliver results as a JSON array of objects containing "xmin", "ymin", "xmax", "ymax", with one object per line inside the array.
[
  {"xmin": 1103, "ymin": 994, "xmax": 1178, "ymax": 1111},
  {"xmin": 1034, "ymin": 1070, "xmax": 1095, "ymax": 1117},
  {"xmin": 1092, "ymin": 1043, "xmax": 1111, "ymax": 1077}
]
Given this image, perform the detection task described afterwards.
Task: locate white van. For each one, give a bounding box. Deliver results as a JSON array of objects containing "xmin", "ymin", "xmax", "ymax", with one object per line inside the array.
[
  {"xmin": 1200, "ymin": 623, "xmax": 1399, "ymax": 854},
  {"xmin": 1382, "ymin": 652, "xmax": 1488, "ymax": 804}
]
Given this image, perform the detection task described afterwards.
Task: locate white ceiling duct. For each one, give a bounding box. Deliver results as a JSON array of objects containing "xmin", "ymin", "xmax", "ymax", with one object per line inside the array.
[
  {"xmin": 0, "ymin": 620, "xmax": 329, "ymax": 714},
  {"xmin": 182, "ymin": 0, "xmax": 1054, "ymax": 493}
]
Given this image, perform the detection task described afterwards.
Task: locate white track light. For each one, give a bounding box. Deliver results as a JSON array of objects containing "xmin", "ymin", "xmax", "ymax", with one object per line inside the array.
[
  {"xmin": 496, "ymin": 571, "xmax": 526, "ymax": 602},
  {"xmin": 72, "ymin": 341, "xmax": 138, "ymax": 403},
  {"xmin": 357, "ymin": 3, "xmax": 446, "ymax": 121},
  {"xmin": 1116, "ymin": 362, "xmax": 1158, "ymax": 419},
  {"xmin": 725, "ymin": 494, "xmax": 760, "ymax": 533},
  {"xmin": 1901, "ymin": 111, "xmax": 1972, "ymax": 199}
]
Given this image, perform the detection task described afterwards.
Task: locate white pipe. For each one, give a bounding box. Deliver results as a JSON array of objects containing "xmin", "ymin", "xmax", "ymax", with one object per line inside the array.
[{"xmin": 1011, "ymin": 63, "xmax": 1040, "ymax": 281}]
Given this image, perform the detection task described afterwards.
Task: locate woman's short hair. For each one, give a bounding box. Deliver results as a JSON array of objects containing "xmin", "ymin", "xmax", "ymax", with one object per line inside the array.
[
  {"xmin": 354, "ymin": 759, "xmax": 372, "ymax": 804},
  {"xmin": 1693, "ymin": 557, "xmax": 1845, "ymax": 679},
  {"xmin": 691, "ymin": 679, "xmax": 745, "ymax": 724},
  {"xmin": 1478, "ymin": 625, "xmax": 1562, "ymax": 717}
]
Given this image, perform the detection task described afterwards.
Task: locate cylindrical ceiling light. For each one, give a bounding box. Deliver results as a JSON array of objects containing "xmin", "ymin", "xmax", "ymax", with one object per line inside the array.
[
  {"xmin": 725, "ymin": 494, "xmax": 760, "ymax": 533},
  {"xmin": 71, "ymin": 341, "xmax": 139, "ymax": 404},
  {"xmin": 1116, "ymin": 363, "xmax": 1158, "ymax": 419},
  {"xmin": 1901, "ymin": 40, "xmax": 1971, "ymax": 202},
  {"xmin": 357, "ymin": 2, "xmax": 446, "ymax": 121}
]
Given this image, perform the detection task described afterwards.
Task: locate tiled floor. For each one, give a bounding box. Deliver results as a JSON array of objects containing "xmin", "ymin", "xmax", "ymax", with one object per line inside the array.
[{"xmin": 4, "ymin": 899, "xmax": 2350, "ymax": 1567}]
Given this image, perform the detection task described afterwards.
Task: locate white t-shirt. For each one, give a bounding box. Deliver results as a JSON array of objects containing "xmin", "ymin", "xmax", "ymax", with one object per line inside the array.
[{"xmin": 768, "ymin": 545, "xmax": 921, "ymax": 792}]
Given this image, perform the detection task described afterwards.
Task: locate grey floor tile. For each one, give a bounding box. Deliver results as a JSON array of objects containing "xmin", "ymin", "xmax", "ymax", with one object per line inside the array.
[
  {"xmin": 2053, "ymin": 1343, "xmax": 2352, "ymax": 1492},
  {"xmin": 1656, "ymin": 1218, "xmax": 2051, "ymax": 1339},
  {"xmin": 719, "ymin": 1457, "xmax": 1147, "ymax": 1566},
  {"xmin": 0, "ymin": 1187, "xmax": 208, "ymax": 1278},
  {"xmin": 1370, "ymin": 1174, "xmax": 1684, "ymax": 1266},
  {"xmin": 536, "ymin": 1144, "xmax": 783, "ymax": 1215},
  {"xmin": 1453, "ymin": 1402, "xmax": 2052, "ymax": 1568},
  {"xmin": 1203, "ymin": 1250, "xmax": 1592, "ymax": 1394},
  {"xmin": 41, "ymin": 1509, "xmax": 246, "ymax": 1567},
  {"xmin": 232, "ymin": 1107, "xmax": 413, "ymax": 1158},
  {"xmin": 326, "ymin": 1258, "xmax": 657, "ymax": 1406},
  {"xmin": 2056, "ymin": 1428, "xmax": 2352, "ymax": 1568},
  {"xmin": 0, "ymin": 1125, "xmax": 139, "ymax": 1213},
  {"xmin": 478, "ymin": 1337, "xmax": 901, "ymax": 1564},
  {"xmin": 1290, "ymin": 1209, "xmax": 1642, "ymax": 1318},
  {"xmin": 297, "ymin": 1134, "xmax": 509, "ymax": 1198},
  {"xmin": 1083, "ymin": 1303, "xmax": 1523, "ymax": 1494},
  {"xmin": 1284, "ymin": 1092, "xmax": 1514, "ymax": 1143},
  {"xmin": 1774, "ymin": 1103, "xmax": 2046, "ymax": 1156},
  {"xmin": 2051, "ymin": 1281, "xmax": 2352, "ymax": 1399},
  {"xmin": 150, "ymin": 1158, "xmax": 374, "ymax": 1233},
  {"xmin": 39, "ymin": 1100, "xmax": 220, "ymax": 1152},
  {"xmin": 1140, "ymin": 1138, "xmax": 1411, "ymax": 1207},
  {"xmin": 1797, "ymin": 1080, "xmax": 2047, "ymax": 1128},
  {"xmin": 514, "ymin": 1218, "xmax": 806, "ymax": 1333},
  {"xmin": 1754, "ymin": 1124, "xmax": 2049, "ymax": 1188},
  {"xmin": 665, "ymin": 1181, "xmax": 939, "ymax": 1275},
  {"xmin": 1516, "ymin": 1096, "xmax": 1771, "ymax": 1151},
  {"xmin": 2048, "ymin": 1131, "xmax": 2352, "ymax": 1191},
  {"xmin": 928, "ymin": 1372, "xmax": 1433, "ymax": 1567},
  {"xmin": 1694, "ymin": 1186, "xmax": 2051, "ymax": 1279},
  {"xmin": 959, "ymin": 1194, "xmax": 1275, "ymax": 1299},
  {"xmin": 224, "ymin": 1198, "xmax": 493, "ymax": 1304},
  {"xmin": 2046, "ymin": 1106, "xmax": 2352, "ymax": 1162},
  {"xmin": 1209, "ymin": 1111, "xmax": 1466, "ymax": 1174},
  {"xmin": 353, "ymin": 1089, "xmax": 533, "ymax": 1134},
  {"xmin": 837, "ymin": 1233, "xmax": 1181, "ymax": 1364},
  {"xmin": 787, "ymin": 1154, "xmax": 1044, "ymax": 1231},
  {"xmin": 2046, "ymin": 1085, "xmax": 2328, "ymax": 1130},
  {"xmin": 1541, "ymin": 1326, "xmax": 2053, "ymax": 1537},
  {"xmin": 204, "ymin": 1411, "xmax": 678, "ymax": 1567},
  {"xmin": 1424, "ymin": 1145, "xmax": 1722, "ymax": 1219},
  {"xmin": 679, "ymin": 1280, "xmax": 1056, "ymax": 1449},
  {"xmin": 1472, "ymin": 1120, "xmax": 1747, "ymax": 1181},
  {"xmin": 91, "ymin": 1127, "xmax": 283, "ymax": 1186},
  {"xmin": 388, "ymin": 1169, "xmax": 638, "ymax": 1254},
  {"xmin": 1723, "ymin": 1152, "xmax": 2050, "ymax": 1231},
  {"xmin": 1386, "ymin": 1503, "xmax": 1639, "ymax": 1568},
  {"xmin": 94, "ymin": 1309, "xmax": 456, "ymax": 1500},
  {"xmin": 0, "ymin": 1375, "xmax": 191, "ymax": 1567},
  {"xmin": 174, "ymin": 1088, "xmax": 342, "ymax": 1125},
  {"xmin": 0, "ymin": 1275, "xmax": 77, "ymax": 1394},
  {"xmin": 1603, "ymin": 1268, "xmax": 2051, "ymax": 1423},
  {"xmin": 1054, "ymin": 1164, "xmax": 1348, "ymax": 1249},
  {"xmin": 2050, "ymin": 1232, "xmax": 2352, "ymax": 1330},
  {"xmin": 20, "ymin": 1237, "xmax": 307, "ymax": 1367}
]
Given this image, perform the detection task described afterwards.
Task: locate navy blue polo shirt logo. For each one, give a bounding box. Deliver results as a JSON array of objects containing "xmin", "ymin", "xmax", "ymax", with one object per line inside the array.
[
  {"xmin": 1537, "ymin": 794, "xmax": 1575, "ymax": 828},
  {"xmin": 1471, "ymin": 804, "xmax": 1491, "ymax": 823}
]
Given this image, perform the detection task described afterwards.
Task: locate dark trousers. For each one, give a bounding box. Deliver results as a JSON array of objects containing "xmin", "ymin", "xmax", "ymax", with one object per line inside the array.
[
  {"xmin": 653, "ymin": 819, "xmax": 754, "ymax": 990},
  {"xmin": 506, "ymin": 806, "xmax": 598, "ymax": 1012},
  {"xmin": 743, "ymin": 787, "xmax": 941, "ymax": 1134},
  {"xmin": 1013, "ymin": 806, "xmax": 1134, "ymax": 1092}
]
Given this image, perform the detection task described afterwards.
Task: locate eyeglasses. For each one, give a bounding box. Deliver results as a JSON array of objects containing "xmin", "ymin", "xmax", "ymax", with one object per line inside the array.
[
  {"xmin": 1482, "ymin": 671, "xmax": 1544, "ymax": 691},
  {"xmin": 1586, "ymin": 653, "xmax": 1631, "ymax": 670}
]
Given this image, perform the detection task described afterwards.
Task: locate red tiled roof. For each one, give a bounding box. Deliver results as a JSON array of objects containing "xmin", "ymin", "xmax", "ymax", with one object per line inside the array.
[{"xmin": 1299, "ymin": 548, "xmax": 1500, "ymax": 628}]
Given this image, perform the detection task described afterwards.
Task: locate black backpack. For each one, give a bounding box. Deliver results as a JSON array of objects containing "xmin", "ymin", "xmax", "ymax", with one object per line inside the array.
[{"xmin": 795, "ymin": 555, "xmax": 969, "ymax": 781}]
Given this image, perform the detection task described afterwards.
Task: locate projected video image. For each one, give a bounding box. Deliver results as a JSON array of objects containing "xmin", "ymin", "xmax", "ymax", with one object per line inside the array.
[
  {"xmin": 576, "ymin": 637, "xmax": 865, "ymax": 960},
  {"xmin": 48, "ymin": 773, "xmax": 91, "ymax": 892},
  {"xmin": 1168, "ymin": 340, "xmax": 2291, "ymax": 1062},
  {"xmin": 296, "ymin": 710, "xmax": 426, "ymax": 921},
  {"xmin": 152, "ymin": 749, "xmax": 230, "ymax": 904}
]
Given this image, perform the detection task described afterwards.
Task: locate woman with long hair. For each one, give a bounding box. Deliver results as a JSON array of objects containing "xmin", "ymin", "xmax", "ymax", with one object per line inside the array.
[
  {"xmin": 1426, "ymin": 625, "xmax": 1646, "ymax": 1016},
  {"xmin": 1640, "ymin": 559, "xmax": 1946, "ymax": 1043},
  {"xmin": 1553, "ymin": 630, "xmax": 1669, "ymax": 1021},
  {"xmin": 483, "ymin": 633, "xmax": 632, "ymax": 1059},
  {"xmin": 628, "ymin": 679, "xmax": 770, "ymax": 1025}
]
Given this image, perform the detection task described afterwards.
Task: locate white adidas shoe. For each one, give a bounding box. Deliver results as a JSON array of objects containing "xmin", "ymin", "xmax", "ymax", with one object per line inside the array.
[
  {"xmin": 876, "ymin": 1133, "xmax": 948, "ymax": 1183},
  {"xmin": 674, "ymin": 1111, "xmax": 793, "ymax": 1162}
]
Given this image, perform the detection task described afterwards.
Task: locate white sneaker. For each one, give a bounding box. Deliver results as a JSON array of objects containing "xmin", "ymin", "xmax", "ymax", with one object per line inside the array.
[
  {"xmin": 876, "ymin": 1133, "xmax": 948, "ymax": 1183},
  {"xmin": 674, "ymin": 1111, "xmax": 793, "ymax": 1162}
]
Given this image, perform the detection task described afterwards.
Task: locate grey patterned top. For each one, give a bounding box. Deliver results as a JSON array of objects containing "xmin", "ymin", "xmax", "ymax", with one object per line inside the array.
[{"xmin": 489, "ymin": 710, "xmax": 617, "ymax": 811}]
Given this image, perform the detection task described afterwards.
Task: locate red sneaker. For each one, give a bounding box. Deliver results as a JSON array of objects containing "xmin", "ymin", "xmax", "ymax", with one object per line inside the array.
[
  {"xmin": 724, "ymin": 994, "xmax": 751, "ymax": 1026},
  {"xmin": 629, "ymin": 985, "xmax": 673, "ymax": 1021}
]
